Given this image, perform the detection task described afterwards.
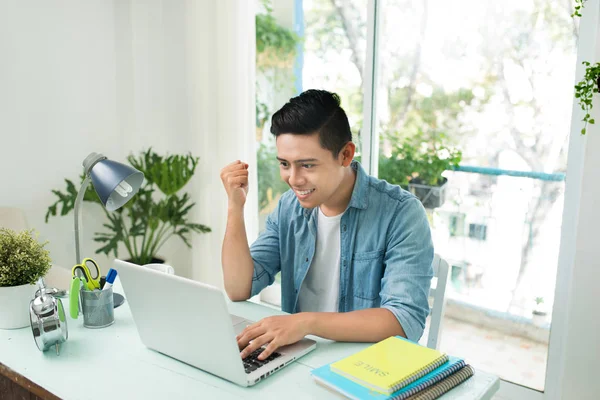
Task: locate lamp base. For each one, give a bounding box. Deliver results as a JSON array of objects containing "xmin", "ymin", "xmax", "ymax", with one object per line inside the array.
[{"xmin": 113, "ymin": 293, "xmax": 125, "ymax": 308}]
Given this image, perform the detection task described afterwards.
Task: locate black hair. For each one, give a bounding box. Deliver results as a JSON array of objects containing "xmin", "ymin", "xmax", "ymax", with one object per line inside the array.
[{"xmin": 270, "ymin": 89, "xmax": 352, "ymax": 158}]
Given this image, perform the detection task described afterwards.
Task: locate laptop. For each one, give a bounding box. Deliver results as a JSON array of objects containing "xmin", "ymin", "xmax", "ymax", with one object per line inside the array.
[{"xmin": 114, "ymin": 259, "xmax": 317, "ymax": 387}]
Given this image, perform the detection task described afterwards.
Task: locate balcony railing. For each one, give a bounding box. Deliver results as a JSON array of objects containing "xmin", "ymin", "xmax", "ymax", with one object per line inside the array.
[{"xmin": 431, "ymin": 165, "xmax": 566, "ymax": 320}]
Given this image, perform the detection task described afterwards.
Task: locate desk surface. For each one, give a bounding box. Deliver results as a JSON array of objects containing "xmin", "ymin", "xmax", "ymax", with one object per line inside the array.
[{"xmin": 0, "ymin": 281, "xmax": 499, "ymax": 400}]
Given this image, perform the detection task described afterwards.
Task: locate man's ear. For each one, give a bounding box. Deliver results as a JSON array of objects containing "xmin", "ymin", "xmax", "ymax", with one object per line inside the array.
[{"xmin": 340, "ymin": 142, "xmax": 356, "ymax": 167}]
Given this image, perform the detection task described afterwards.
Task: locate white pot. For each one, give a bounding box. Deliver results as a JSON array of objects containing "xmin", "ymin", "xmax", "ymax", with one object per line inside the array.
[
  {"xmin": 0, "ymin": 283, "xmax": 37, "ymax": 329},
  {"xmin": 532, "ymin": 311, "xmax": 548, "ymax": 326}
]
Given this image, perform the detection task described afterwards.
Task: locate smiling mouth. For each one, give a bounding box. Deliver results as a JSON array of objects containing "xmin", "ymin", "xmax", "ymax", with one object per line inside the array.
[{"xmin": 295, "ymin": 188, "xmax": 316, "ymax": 196}]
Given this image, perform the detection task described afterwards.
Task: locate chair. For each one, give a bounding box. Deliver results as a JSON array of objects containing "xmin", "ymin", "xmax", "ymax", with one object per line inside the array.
[{"xmin": 426, "ymin": 253, "xmax": 450, "ymax": 350}]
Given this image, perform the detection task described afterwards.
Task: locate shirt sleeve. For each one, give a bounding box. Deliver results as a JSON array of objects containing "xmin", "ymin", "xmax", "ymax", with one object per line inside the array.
[
  {"xmin": 380, "ymin": 197, "xmax": 434, "ymax": 342},
  {"xmin": 249, "ymin": 200, "xmax": 282, "ymax": 297}
]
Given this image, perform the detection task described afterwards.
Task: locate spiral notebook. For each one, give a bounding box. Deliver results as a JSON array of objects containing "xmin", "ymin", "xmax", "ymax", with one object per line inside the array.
[
  {"xmin": 330, "ymin": 336, "xmax": 449, "ymax": 394},
  {"xmin": 405, "ymin": 365, "xmax": 474, "ymax": 400},
  {"xmin": 312, "ymin": 356, "xmax": 466, "ymax": 400}
]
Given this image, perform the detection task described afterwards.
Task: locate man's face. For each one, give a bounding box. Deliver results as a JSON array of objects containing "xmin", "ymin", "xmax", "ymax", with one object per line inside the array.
[{"xmin": 276, "ymin": 133, "xmax": 348, "ymax": 210}]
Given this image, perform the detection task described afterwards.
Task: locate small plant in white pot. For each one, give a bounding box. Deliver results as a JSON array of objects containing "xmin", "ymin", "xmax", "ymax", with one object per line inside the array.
[
  {"xmin": 0, "ymin": 228, "xmax": 52, "ymax": 329},
  {"xmin": 532, "ymin": 296, "xmax": 548, "ymax": 326}
]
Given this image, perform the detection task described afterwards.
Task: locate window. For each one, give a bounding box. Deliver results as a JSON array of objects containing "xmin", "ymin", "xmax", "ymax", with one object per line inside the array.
[
  {"xmin": 255, "ymin": 0, "xmax": 577, "ymax": 394},
  {"xmin": 373, "ymin": 0, "xmax": 575, "ymax": 393}
]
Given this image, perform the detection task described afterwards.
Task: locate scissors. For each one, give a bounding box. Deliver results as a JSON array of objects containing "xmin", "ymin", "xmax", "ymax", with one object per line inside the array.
[{"xmin": 72, "ymin": 258, "xmax": 102, "ymax": 290}]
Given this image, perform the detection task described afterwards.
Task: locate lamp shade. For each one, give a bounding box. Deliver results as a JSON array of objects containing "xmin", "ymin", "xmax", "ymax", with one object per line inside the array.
[{"xmin": 88, "ymin": 158, "xmax": 144, "ymax": 211}]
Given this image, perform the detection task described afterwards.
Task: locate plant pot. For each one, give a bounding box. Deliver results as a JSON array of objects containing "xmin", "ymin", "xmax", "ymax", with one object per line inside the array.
[
  {"xmin": 0, "ymin": 283, "xmax": 37, "ymax": 329},
  {"xmin": 408, "ymin": 177, "xmax": 448, "ymax": 209},
  {"xmin": 125, "ymin": 256, "xmax": 166, "ymax": 265},
  {"xmin": 126, "ymin": 256, "xmax": 174, "ymax": 275},
  {"xmin": 532, "ymin": 310, "xmax": 548, "ymax": 326}
]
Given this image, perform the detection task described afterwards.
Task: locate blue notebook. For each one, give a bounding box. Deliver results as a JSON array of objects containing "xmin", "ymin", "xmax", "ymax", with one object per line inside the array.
[{"xmin": 312, "ymin": 356, "xmax": 465, "ymax": 400}]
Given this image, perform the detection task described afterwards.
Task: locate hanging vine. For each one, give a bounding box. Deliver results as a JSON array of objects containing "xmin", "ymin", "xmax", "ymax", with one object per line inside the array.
[{"xmin": 572, "ymin": 0, "xmax": 599, "ymax": 135}]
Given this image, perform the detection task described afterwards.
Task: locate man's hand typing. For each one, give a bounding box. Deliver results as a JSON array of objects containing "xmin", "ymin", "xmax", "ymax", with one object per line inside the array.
[{"xmin": 237, "ymin": 314, "xmax": 312, "ymax": 360}]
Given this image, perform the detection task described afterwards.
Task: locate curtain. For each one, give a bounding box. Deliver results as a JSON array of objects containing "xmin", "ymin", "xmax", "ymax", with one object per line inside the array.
[{"xmin": 186, "ymin": 0, "xmax": 259, "ymax": 287}]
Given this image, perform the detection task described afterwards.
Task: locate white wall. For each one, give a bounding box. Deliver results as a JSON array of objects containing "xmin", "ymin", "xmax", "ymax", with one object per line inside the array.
[
  {"xmin": 0, "ymin": 0, "xmax": 258, "ymax": 285},
  {"xmin": 0, "ymin": 1, "xmax": 125, "ymax": 272}
]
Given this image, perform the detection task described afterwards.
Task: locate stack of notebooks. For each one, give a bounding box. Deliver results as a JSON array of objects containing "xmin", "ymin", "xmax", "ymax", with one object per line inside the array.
[{"xmin": 312, "ymin": 336, "xmax": 474, "ymax": 400}]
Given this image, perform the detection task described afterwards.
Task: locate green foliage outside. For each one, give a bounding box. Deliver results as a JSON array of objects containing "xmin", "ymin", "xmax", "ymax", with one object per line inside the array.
[
  {"xmin": 45, "ymin": 149, "xmax": 211, "ymax": 265},
  {"xmin": 255, "ymin": 3, "xmax": 302, "ymax": 213},
  {"xmin": 255, "ymin": 8, "xmax": 301, "ymax": 131},
  {"xmin": 0, "ymin": 228, "xmax": 51, "ymax": 287},
  {"xmin": 378, "ymin": 134, "xmax": 463, "ymax": 188},
  {"xmin": 257, "ymin": 142, "xmax": 289, "ymax": 210},
  {"xmin": 256, "ymin": 13, "xmax": 299, "ymax": 70}
]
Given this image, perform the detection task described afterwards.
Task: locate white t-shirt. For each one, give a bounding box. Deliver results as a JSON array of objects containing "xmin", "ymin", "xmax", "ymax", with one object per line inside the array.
[{"xmin": 297, "ymin": 207, "xmax": 342, "ymax": 312}]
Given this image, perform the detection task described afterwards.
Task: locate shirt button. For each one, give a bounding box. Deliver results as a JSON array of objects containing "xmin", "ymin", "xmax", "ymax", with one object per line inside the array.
[
  {"xmin": 305, "ymin": 257, "xmax": 309, "ymax": 262},
  {"xmin": 342, "ymin": 225, "xmax": 347, "ymax": 232}
]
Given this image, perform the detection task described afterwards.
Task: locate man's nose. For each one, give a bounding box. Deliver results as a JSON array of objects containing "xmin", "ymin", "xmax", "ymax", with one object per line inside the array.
[{"xmin": 288, "ymin": 167, "xmax": 305, "ymax": 186}]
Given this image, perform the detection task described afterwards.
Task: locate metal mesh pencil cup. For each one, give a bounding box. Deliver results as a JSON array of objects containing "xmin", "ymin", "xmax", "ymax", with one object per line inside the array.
[{"xmin": 80, "ymin": 287, "xmax": 114, "ymax": 328}]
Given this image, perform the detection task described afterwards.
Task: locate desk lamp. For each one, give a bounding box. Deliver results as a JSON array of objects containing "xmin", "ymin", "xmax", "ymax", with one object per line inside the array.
[{"xmin": 74, "ymin": 152, "xmax": 144, "ymax": 264}]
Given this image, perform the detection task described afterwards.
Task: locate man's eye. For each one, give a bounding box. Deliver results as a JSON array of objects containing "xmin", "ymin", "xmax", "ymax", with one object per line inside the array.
[
  {"xmin": 279, "ymin": 161, "xmax": 289, "ymax": 168},
  {"xmin": 302, "ymin": 164, "xmax": 315, "ymax": 169}
]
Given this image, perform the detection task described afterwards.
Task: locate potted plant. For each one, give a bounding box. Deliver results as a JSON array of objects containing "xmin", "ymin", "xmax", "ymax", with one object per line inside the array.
[
  {"xmin": 378, "ymin": 134, "xmax": 462, "ymax": 208},
  {"xmin": 0, "ymin": 228, "xmax": 52, "ymax": 329},
  {"xmin": 45, "ymin": 148, "xmax": 211, "ymax": 266},
  {"xmin": 532, "ymin": 296, "xmax": 548, "ymax": 326}
]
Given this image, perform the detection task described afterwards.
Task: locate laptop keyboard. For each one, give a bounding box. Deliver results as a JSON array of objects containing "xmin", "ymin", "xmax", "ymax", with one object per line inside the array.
[{"xmin": 242, "ymin": 349, "xmax": 282, "ymax": 374}]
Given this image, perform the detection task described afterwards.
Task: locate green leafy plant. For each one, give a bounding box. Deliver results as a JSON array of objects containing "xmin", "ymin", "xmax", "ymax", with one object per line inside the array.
[
  {"xmin": 256, "ymin": 13, "xmax": 300, "ymax": 70},
  {"xmin": 378, "ymin": 134, "xmax": 463, "ymax": 188},
  {"xmin": 574, "ymin": 61, "xmax": 600, "ymax": 135},
  {"xmin": 0, "ymin": 228, "xmax": 52, "ymax": 287},
  {"xmin": 572, "ymin": 1, "xmax": 598, "ymax": 135},
  {"xmin": 45, "ymin": 149, "xmax": 211, "ymax": 265},
  {"xmin": 572, "ymin": 0, "xmax": 587, "ymax": 18},
  {"xmin": 533, "ymin": 296, "xmax": 547, "ymax": 315},
  {"xmin": 257, "ymin": 142, "xmax": 289, "ymax": 210}
]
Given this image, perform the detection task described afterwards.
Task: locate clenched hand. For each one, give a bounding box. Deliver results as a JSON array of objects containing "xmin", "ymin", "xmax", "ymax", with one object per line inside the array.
[{"xmin": 220, "ymin": 160, "xmax": 249, "ymax": 209}]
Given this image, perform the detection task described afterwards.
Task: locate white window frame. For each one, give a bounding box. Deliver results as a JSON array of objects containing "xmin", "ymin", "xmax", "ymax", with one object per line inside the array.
[{"xmin": 360, "ymin": 0, "xmax": 381, "ymax": 176}]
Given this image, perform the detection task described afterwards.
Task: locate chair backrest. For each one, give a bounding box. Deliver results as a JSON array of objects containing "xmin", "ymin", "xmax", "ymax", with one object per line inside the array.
[
  {"xmin": 427, "ymin": 253, "xmax": 450, "ymax": 350},
  {"xmin": 0, "ymin": 207, "xmax": 29, "ymax": 231}
]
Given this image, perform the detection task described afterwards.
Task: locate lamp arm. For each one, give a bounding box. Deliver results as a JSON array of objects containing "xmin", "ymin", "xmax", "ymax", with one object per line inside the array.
[{"xmin": 74, "ymin": 176, "xmax": 92, "ymax": 265}]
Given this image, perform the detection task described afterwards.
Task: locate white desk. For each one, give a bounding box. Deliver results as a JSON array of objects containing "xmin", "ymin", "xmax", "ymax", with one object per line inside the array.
[{"xmin": 0, "ymin": 282, "xmax": 499, "ymax": 399}]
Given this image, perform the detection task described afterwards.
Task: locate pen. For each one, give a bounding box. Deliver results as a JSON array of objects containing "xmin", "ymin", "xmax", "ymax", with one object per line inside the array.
[{"xmin": 102, "ymin": 268, "xmax": 118, "ymax": 291}]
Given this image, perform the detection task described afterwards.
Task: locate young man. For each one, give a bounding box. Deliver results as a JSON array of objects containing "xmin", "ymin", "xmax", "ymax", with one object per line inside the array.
[{"xmin": 220, "ymin": 89, "xmax": 434, "ymax": 361}]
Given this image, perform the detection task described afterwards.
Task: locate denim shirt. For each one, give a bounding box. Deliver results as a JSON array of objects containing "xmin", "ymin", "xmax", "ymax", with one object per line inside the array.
[{"xmin": 249, "ymin": 161, "xmax": 434, "ymax": 342}]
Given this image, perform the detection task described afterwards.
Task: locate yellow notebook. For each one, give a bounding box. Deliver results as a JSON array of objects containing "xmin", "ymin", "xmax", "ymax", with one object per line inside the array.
[{"xmin": 330, "ymin": 336, "xmax": 449, "ymax": 394}]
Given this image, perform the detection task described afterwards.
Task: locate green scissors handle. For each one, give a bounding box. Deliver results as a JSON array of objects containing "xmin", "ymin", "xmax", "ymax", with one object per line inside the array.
[{"xmin": 71, "ymin": 258, "xmax": 102, "ymax": 290}]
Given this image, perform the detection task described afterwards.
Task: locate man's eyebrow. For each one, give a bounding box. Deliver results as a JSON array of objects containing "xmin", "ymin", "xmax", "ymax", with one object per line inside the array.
[{"xmin": 276, "ymin": 157, "xmax": 319, "ymax": 163}]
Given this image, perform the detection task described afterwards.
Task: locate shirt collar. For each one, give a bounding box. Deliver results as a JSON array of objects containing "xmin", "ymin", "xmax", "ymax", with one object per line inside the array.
[{"xmin": 347, "ymin": 160, "xmax": 369, "ymax": 210}]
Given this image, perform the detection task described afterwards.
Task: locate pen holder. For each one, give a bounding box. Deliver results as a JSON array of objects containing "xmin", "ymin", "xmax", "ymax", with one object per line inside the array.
[{"xmin": 80, "ymin": 288, "xmax": 114, "ymax": 329}]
